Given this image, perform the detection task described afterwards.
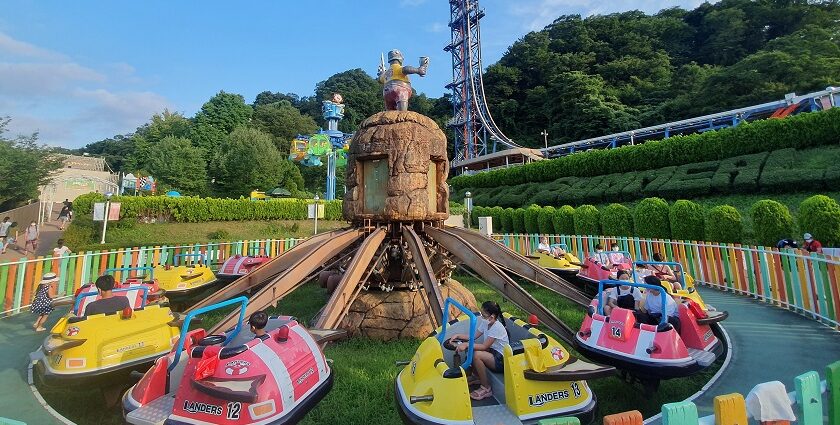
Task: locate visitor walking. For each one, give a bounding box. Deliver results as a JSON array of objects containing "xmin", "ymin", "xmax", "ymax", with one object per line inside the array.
[
  {"xmin": 23, "ymin": 221, "xmax": 39, "ymax": 257},
  {"xmin": 57, "ymin": 205, "xmax": 71, "ymax": 230},
  {"xmin": 31, "ymin": 272, "xmax": 58, "ymax": 332},
  {"xmin": 0, "ymin": 217, "xmax": 11, "ymax": 254},
  {"xmin": 803, "ymin": 233, "xmax": 823, "ymax": 253}
]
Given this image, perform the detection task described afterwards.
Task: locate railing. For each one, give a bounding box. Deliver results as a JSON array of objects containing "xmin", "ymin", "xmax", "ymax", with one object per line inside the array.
[
  {"xmin": 0, "ymin": 238, "xmax": 303, "ymax": 316},
  {"xmin": 494, "ymin": 234, "xmax": 840, "ymax": 329}
]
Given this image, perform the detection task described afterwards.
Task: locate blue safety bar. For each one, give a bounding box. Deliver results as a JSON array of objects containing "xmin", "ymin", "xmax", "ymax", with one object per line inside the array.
[
  {"xmin": 174, "ymin": 253, "xmax": 206, "ymax": 266},
  {"xmin": 550, "ymin": 243, "xmax": 569, "ymax": 251},
  {"xmin": 597, "ymin": 279, "xmax": 668, "ymax": 325},
  {"xmin": 437, "ymin": 297, "xmax": 477, "ymax": 370},
  {"xmin": 104, "ymin": 266, "xmax": 155, "ymax": 280},
  {"xmin": 167, "ymin": 296, "xmax": 249, "ymax": 373},
  {"xmin": 632, "ymin": 260, "xmax": 686, "ymax": 288},
  {"xmin": 74, "ymin": 286, "xmax": 150, "ymax": 315}
]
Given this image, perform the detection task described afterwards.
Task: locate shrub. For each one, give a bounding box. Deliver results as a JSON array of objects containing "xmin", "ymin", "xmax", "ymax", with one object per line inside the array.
[
  {"xmin": 72, "ymin": 192, "xmax": 105, "ymax": 216},
  {"xmin": 537, "ymin": 206, "xmax": 556, "ymax": 234},
  {"xmin": 489, "ymin": 207, "xmax": 504, "ymax": 233},
  {"xmin": 601, "ymin": 203, "xmax": 633, "ymax": 236},
  {"xmin": 705, "ymin": 205, "xmax": 743, "ymax": 243},
  {"xmin": 798, "ymin": 195, "xmax": 840, "ymax": 246},
  {"xmin": 524, "ymin": 205, "xmax": 542, "ymax": 233},
  {"xmin": 552, "ymin": 205, "xmax": 575, "ymax": 234},
  {"xmin": 511, "ymin": 208, "xmax": 526, "ymax": 233},
  {"xmin": 750, "ymin": 200, "xmax": 794, "ymax": 246},
  {"xmin": 500, "ymin": 208, "xmax": 514, "ymax": 232},
  {"xmin": 471, "ymin": 206, "xmax": 486, "ymax": 227},
  {"xmin": 633, "ymin": 198, "xmax": 671, "ymax": 239},
  {"xmin": 573, "ymin": 205, "xmax": 601, "ymax": 236},
  {"xmin": 670, "ymin": 200, "xmax": 705, "ymax": 241},
  {"xmin": 207, "ymin": 229, "xmax": 231, "ymax": 240}
]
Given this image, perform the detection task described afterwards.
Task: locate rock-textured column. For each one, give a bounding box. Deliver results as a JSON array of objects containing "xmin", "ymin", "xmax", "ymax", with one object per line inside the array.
[{"xmin": 343, "ymin": 111, "xmax": 449, "ymax": 223}]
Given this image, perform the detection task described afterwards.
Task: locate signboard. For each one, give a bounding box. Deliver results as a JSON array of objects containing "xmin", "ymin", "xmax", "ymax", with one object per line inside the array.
[
  {"xmin": 93, "ymin": 202, "xmax": 121, "ymax": 221},
  {"xmin": 307, "ymin": 204, "xmax": 325, "ymax": 219}
]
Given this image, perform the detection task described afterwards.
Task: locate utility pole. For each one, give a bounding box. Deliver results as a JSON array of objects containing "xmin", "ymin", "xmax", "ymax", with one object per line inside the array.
[{"xmin": 540, "ymin": 130, "xmax": 549, "ymax": 149}]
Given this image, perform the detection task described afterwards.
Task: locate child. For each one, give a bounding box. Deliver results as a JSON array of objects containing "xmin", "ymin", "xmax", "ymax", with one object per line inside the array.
[
  {"xmin": 23, "ymin": 221, "xmax": 39, "ymax": 257},
  {"xmin": 32, "ymin": 272, "xmax": 58, "ymax": 331},
  {"xmin": 249, "ymin": 310, "xmax": 269, "ymax": 340},
  {"xmin": 0, "ymin": 217, "xmax": 11, "ymax": 254},
  {"xmin": 53, "ymin": 239, "xmax": 71, "ymax": 257},
  {"xmin": 447, "ymin": 301, "xmax": 509, "ymax": 401}
]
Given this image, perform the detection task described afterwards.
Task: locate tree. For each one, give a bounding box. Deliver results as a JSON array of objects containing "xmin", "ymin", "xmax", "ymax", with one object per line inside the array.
[
  {"xmin": 144, "ymin": 136, "xmax": 207, "ymax": 195},
  {"xmin": 252, "ymin": 102, "xmax": 318, "ymax": 155},
  {"xmin": 0, "ymin": 118, "xmax": 62, "ymax": 209},
  {"xmin": 75, "ymin": 134, "xmax": 135, "ymax": 173},
  {"xmin": 191, "ymin": 91, "xmax": 253, "ymax": 160},
  {"xmin": 253, "ymin": 91, "xmax": 302, "ymax": 108},
  {"xmin": 216, "ymin": 127, "xmax": 303, "ymax": 198},
  {"xmin": 314, "ymin": 69, "xmax": 381, "ymax": 132},
  {"xmin": 126, "ymin": 111, "xmax": 193, "ymax": 171}
]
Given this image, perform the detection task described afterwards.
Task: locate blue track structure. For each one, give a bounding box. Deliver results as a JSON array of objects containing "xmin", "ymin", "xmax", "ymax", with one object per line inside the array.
[
  {"xmin": 445, "ymin": 0, "xmax": 520, "ymax": 165},
  {"xmin": 540, "ymin": 88, "xmax": 839, "ymax": 158}
]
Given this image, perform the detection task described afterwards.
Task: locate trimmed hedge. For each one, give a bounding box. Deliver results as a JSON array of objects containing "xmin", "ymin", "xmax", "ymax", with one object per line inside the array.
[
  {"xmin": 451, "ymin": 108, "xmax": 840, "ymax": 189},
  {"xmin": 601, "ymin": 203, "xmax": 633, "ymax": 236},
  {"xmin": 524, "ymin": 205, "xmax": 541, "ymax": 234},
  {"xmin": 512, "ymin": 208, "xmax": 526, "ymax": 233},
  {"xmin": 500, "ymin": 208, "xmax": 514, "ymax": 232},
  {"xmin": 537, "ymin": 206, "xmax": 556, "ymax": 234},
  {"xmin": 573, "ymin": 205, "xmax": 601, "ymax": 236},
  {"xmin": 553, "ymin": 206, "xmax": 575, "ymax": 235},
  {"xmin": 633, "ymin": 198, "xmax": 671, "ymax": 239},
  {"xmin": 706, "ymin": 205, "xmax": 743, "ymax": 243},
  {"xmin": 798, "ymin": 195, "xmax": 840, "ymax": 246},
  {"xmin": 750, "ymin": 200, "xmax": 794, "ymax": 246},
  {"xmin": 72, "ymin": 193, "xmax": 344, "ymax": 222},
  {"xmin": 670, "ymin": 200, "xmax": 705, "ymax": 241}
]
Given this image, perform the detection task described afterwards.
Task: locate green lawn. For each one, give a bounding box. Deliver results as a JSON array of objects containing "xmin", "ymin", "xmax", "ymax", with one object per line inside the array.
[
  {"xmin": 38, "ymin": 274, "xmax": 718, "ymax": 424},
  {"xmin": 63, "ymin": 219, "xmax": 347, "ymax": 252}
]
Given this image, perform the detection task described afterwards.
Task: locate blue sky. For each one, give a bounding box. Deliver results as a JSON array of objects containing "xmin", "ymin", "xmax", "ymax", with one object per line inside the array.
[{"xmin": 1, "ymin": 0, "xmax": 707, "ymax": 148}]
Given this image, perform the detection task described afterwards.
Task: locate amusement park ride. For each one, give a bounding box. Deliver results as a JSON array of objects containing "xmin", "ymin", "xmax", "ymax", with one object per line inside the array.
[{"xmin": 288, "ymin": 93, "xmax": 352, "ymax": 200}]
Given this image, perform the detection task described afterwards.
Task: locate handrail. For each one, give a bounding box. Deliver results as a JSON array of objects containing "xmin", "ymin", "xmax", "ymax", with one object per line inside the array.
[
  {"xmin": 597, "ymin": 279, "xmax": 668, "ymax": 325},
  {"xmin": 168, "ymin": 296, "xmax": 249, "ymax": 373},
  {"xmin": 73, "ymin": 286, "xmax": 150, "ymax": 315},
  {"xmin": 437, "ymin": 297, "xmax": 477, "ymax": 370}
]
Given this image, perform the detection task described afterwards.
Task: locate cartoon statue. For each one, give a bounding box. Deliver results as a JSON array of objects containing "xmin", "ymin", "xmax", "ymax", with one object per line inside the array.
[{"xmin": 378, "ymin": 49, "xmax": 429, "ymax": 111}]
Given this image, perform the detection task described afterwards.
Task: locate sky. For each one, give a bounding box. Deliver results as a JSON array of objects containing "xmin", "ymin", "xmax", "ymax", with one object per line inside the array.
[{"xmin": 1, "ymin": 0, "xmax": 708, "ymax": 148}]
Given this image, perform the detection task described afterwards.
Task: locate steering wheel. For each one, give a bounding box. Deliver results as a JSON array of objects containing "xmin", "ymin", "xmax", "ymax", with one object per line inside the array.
[{"xmin": 443, "ymin": 337, "xmax": 468, "ymax": 351}]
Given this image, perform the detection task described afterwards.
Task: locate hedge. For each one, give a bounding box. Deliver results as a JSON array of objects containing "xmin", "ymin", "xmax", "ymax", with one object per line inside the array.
[
  {"xmin": 798, "ymin": 195, "xmax": 840, "ymax": 246},
  {"xmin": 72, "ymin": 193, "xmax": 345, "ymax": 222},
  {"xmin": 750, "ymin": 200, "xmax": 794, "ymax": 246},
  {"xmin": 633, "ymin": 198, "xmax": 671, "ymax": 239},
  {"xmin": 452, "ymin": 145, "xmax": 840, "ymax": 208},
  {"xmin": 512, "ymin": 208, "xmax": 526, "ymax": 233},
  {"xmin": 537, "ymin": 206, "xmax": 556, "ymax": 234},
  {"xmin": 601, "ymin": 203, "xmax": 633, "ymax": 236},
  {"xmin": 573, "ymin": 205, "xmax": 601, "ymax": 236},
  {"xmin": 524, "ymin": 205, "xmax": 542, "ymax": 234},
  {"xmin": 706, "ymin": 205, "xmax": 743, "ymax": 243},
  {"xmin": 553, "ymin": 206, "xmax": 575, "ymax": 235},
  {"xmin": 451, "ymin": 108, "xmax": 840, "ymax": 189},
  {"xmin": 670, "ymin": 200, "xmax": 705, "ymax": 241},
  {"xmin": 501, "ymin": 208, "xmax": 514, "ymax": 232}
]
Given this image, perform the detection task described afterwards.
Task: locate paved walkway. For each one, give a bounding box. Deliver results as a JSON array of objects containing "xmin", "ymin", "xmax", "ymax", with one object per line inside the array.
[{"xmin": 0, "ymin": 205, "xmax": 68, "ymax": 263}]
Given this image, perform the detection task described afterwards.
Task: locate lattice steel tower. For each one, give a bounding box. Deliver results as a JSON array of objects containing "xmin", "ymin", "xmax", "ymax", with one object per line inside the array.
[{"xmin": 445, "ymin": 0, "xmax": 520, "ymax": 165}]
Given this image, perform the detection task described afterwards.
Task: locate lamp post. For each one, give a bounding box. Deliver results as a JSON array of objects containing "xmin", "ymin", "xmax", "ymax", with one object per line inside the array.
[
  {"xmin": 313, "ymin": 194, "xmax": 320, "ymax": 235},
  {"xmin": 100, "ymin": 192, "xmax": 113, "ymax": 244},
  {"xmin": 464, "ymin": 191, "xmax": 472, "ymax": 229},
  {"xmin": 540, "ymin": 130, "xmax": 548, "ymax": 149}
]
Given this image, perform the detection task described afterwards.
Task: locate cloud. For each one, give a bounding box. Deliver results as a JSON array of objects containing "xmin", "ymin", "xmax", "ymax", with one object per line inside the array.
[
  {"xmin": 0, "ymin": 31, "xmax": 172, "ymax": 148},
  {"xmin": 400, "ymin": 0, "xmax": 427, "ymax": 7},
  {"xmin": 426, "ymin": 22, "xmax": 446, "ymax": 33},
  {"xmin": 508, "ymin": 0, "xmax": 710, "ymax": 31}
]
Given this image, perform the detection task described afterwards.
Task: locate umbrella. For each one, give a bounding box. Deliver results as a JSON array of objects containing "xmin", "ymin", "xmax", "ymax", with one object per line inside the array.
[
  {"xmin": 166, "ymin": 190, "xmax": 181, "ymax": 197},
  {"xmin": 267, "ymin": 187, "xmax": 292, "ymax": 197}
]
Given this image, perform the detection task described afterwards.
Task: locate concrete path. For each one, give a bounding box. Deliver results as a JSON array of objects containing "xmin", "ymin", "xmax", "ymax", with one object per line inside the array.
[{"xmin": 0, "ymin": 205, "xmax": 68, "ymax": 264}]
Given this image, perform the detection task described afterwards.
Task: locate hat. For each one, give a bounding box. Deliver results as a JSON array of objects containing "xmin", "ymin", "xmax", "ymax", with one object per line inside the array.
[
  {"xmin": 41, "ymin": 272, "xmax": 58, "ymax": 283},
  {"xmin": 804, "ymin": 233, "xmax": 813, "ymax": 241}
]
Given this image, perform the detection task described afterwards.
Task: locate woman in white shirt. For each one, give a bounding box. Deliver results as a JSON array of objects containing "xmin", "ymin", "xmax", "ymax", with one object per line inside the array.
[
  {"xmin": 604, "ymin": 270, "xmax": 642, "ymax": 315},
  {"xmin": 447, "ymin": 301, "xmax": 509, "ymax": 401},
  {"xmin": 637, "ymin": 275, "xmax": 681, "ymax": 333}
]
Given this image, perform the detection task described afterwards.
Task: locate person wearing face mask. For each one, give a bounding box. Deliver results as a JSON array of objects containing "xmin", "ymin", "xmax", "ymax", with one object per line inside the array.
[
  {"xmin": 604, "ymin": 270, "xmax": 642, "ymax": 315},
  {"xmin": 802, "ymin": 233, "xmax": 823, "ymax": 253},
  {"xmin": 447, "ymin": 301, "xmax": 509, "ymax": 401},
  {"xmin": 607, "ymin": 243, "xmax": 625, "ymax": 266},
  {"xmin": 648, "ymin": 252, "xmax": 681, "ymax": 290},
  {"xmin": 23, "ymin": 221, "xmax": 39, "ymax": 257},
  {"xmin": 636, "ymin": 275, "xmax": 681, "ymax": 333}
]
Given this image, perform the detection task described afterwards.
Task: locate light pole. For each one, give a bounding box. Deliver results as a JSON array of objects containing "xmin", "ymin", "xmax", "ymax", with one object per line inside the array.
[
  {"xmin": 540, "ymin": 130, "xmax": 548, "ymax": 149},
  {"xmin": 100, "ymin": 192, "xmax": 113, "ymax": 244},
  {"xmin": 313, "ymin": 194, "xmax": 320, "ymax": 235},
  {"xmin": 464, "ymin": 191, "xmax": 472, "ymax": 229}
]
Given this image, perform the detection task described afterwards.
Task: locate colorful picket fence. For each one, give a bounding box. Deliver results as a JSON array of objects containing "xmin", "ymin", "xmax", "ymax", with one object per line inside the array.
[
  {"xmin": 0, "ymin": 238, "xmax": 303, "ymax": 316},
  {"xmin": 495, "ymin": 234, "xmax": 840, "ymax": 329}
]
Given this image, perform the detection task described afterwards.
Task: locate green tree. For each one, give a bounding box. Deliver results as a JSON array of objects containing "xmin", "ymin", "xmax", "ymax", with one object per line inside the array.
[
  {"xmin": 75, "ymin": 134, "xmax": 135, "ymax": 173},
  {"xmin": 705, "ymin": 205, "xmax": 743, "ymax": 243},
  {"xmin": 252, "ymin": 101, "xmax": 319, "ymax": 155},
  {"xmin": 216, "ymin": 127, "xmax": 303, "ymax": 198},
  {"xmin": 670, "ymin": 200, "xmax": 705, "ymax": 241},
  {"xmin": 191, "ymin": 91, "xmax": 253, "ymax": 160},
  {"xmin": 126, "ymin": 111, "xmax": 193, "ymax": 171},
  {"xmin": 601, "ymin": 203, "xmax": 633, "ymax": 236},
  {"xmin": 750, "ymin": 200, "xmax": 794, "ymax": 246},
  {"xmin": 798, "ymin": 195, "xmax": 840, "ymax": 246},
  {"xmin": 144, "ymin": 136, "xmax": 207, "ymax": 195},
  {"xmin": 0, "ymin": 118, "xmax": 62, "ymax": 209},
  {"xmin": 314, "ymin": 69, "xmax": 381, "ymax": 132},
  {"xmin": 573, "ymin": 205, "xmax": 601, "ymax": 235},
  {"xmin": 634, "ymin": 198, "xmax": 671, "ymax": 239}
]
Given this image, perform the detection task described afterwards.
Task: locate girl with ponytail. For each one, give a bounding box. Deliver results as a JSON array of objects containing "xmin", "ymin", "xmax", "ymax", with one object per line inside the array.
[{"xmin": 447, "ymin": 300, "xmax": 510, "ymax": 400}]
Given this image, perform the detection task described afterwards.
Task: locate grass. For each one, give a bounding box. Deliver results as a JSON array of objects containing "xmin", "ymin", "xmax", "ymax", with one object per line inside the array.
[
  {"xmin": 63, "ymin": 219, "xmax": 347, "ymax": 252},
  {"xmin": 38, "ymin": 273, "xmax": 718, "ymax": 425}
]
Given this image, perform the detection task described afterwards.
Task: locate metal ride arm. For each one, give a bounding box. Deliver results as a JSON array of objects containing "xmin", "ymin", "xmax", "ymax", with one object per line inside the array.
[
  {"xmin": 424, "ymin": 227, "xmax": 576, "ymax": 346},
  {"xmin": 437, "ymin": 297, "xmax": 477, "ymax": 370},
  {"xmin": 444, "ymin": 227, "xmax": 590, "ymax": 307},
  {"xmin": 169, "ymin": 296, "xmax": 249, "ymax": 373},
  {"xmin": 187, "ymin": 229, "xmax": 347, "ymax": 313},
  {"xmin": 208, "ymin": 229, "xmax": 365, "ymax": 334},
  {"xmin": 597, "ymin": 279, "xmax": 668, "ymax": 326},
  {"xmin": 403, "ymin": 226, "xmax": 444, "ymax": 326},
  {"xmin": 315, "ymin": 228, "xmax": 387, "ymax": 329}
]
